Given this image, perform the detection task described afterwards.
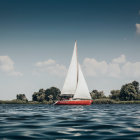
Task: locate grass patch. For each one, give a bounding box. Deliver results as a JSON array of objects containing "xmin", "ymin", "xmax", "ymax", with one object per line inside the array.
[
  {"xmin": 0, "ymin": 100, "xmax": 54, "ymax": 104},
  {"xmin": 93, "ymin": 99, "xmax": 140, "ymax": 104}
]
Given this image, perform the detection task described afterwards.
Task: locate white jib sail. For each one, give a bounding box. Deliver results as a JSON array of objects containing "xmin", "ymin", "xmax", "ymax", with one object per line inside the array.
[
  {"xmin": 61, "ymin": 41, "xmax": 78, "ymax": 95},
  {"xmin": 73, "ymin": 64, "xmax": 91, "ymax": 99}
]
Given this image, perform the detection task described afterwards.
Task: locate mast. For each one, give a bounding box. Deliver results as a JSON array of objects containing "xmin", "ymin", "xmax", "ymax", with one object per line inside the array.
[
  {"xmin": 75, "ymin": 40, "xmax": 79, "ymax": 87},
  {"xmin": 61, "ymin": 40, "xmax": 91, "ymax": 99}
]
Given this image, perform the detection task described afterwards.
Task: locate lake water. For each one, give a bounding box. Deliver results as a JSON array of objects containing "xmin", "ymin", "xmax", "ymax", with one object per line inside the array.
[{"xmin": 0, "ymin": 104, "xmax": 140, "ymax": 140}]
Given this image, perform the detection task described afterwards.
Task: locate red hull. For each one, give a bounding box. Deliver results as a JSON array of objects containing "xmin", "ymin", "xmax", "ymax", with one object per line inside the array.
[{"xmin": 55, "ymin": 100, "xmax": 93, "ymax": 105}]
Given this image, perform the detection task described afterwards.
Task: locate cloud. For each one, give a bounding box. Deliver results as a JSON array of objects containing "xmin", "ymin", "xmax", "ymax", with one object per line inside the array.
[
  {"xmin": 136, "ymin": 23, "xmax": 140, "ymax": 34},
  {"xmin": 0, "ymin": 56, "xmax": 23, "ymax": 76},
  {"xmin": 34, "ymin": 55, "xmax": 140, "ymax": 78},
  {"xmin": 35, "ymin": 59, "xmax": 55, "ymax": 67},
  {"xmin": 112, "ymin": 54, "xmax": 126, "ymax": 64},
  {"xmin": 122, "ymin": 62, "xmax": 140, "ymax": 77},
  {"xmin": 108, "ymin": 63, "xmax": 121, "ymax": 78},
  {"xmin": 83, "ymin": 58, "xmax": 120, "ymax": 78},
  {"xmin": 34, "ymin": 59, "xmax": 67, "ymax": 76},
  {"xmin": 139, "ymin": 10, "xmax": 140, "ymax": 15},
  {"xmin": 83, "ymin": 58, "xmax": 108, "ymax": 76},
  {"xmin": 82, "ymin": 55, "xmax": 140, "ymax": 78}
]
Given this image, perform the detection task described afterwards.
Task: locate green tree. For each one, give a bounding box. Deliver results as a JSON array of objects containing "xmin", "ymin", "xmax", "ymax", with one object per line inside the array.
[
  {"xmin": 132, "ymin": 81, "xmax": 139, "ymax": 94},
  {"xmin": 32, "ymin": 89, "xmax": 45, "ymax": 102},
  {"xmin": 90, "ymin": 90, "xmax": 106, "ymax": 99},
  {"xmin": 119, "ymin": 83, "xmax": 137, "ymax": 101},
  {"xmin": 135, "ymin": 94, "xmax": 140, "ymax": 100},
  {"xmin": 37, "ymin": 93, "xmax": 45, "ymax": 102},
  {"xmin": 32, "ymin": 92, "xmax": 38, "ymax": 101},
  {"xmin": 16, "ymin": 94, "xmax": 28, "ymax": 102},
  {"xmin": 45, "ymin": 87, "xmax": 61, "ymax": 101},
  {"xmin": 39, "ymin": 88, "xmax": 46, "ymax": 93},
  {"xmin": 109, "ymin": 90, "xmax": 120, "ymax": 100}
]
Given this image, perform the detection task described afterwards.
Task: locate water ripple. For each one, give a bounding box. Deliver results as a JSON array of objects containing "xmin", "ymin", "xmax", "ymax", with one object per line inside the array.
[{"xmin": 0, "ymin": 104, "xmax": 140, "ymax": 140}]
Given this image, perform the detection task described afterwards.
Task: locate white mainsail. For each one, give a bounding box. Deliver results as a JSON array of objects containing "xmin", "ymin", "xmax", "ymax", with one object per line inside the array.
[
  {"xmin": 73, "ymin": 64, "xmax": 91, "ymax": 99},
  {"xmin": 61, "ymin": 41, "xmax": 91, "ymax": 99},
  {"xmin": 61, "ymin": 41, "xmax": 78, "ymax": 95}
]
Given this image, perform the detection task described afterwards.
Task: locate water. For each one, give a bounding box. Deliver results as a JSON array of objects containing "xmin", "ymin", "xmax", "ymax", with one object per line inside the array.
[{"xmin": 0, "ymin": 104, "xmax": 140, "ymax": 140}]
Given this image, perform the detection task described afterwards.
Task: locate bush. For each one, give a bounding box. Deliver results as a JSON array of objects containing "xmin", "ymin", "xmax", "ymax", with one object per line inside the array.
[
  {"xmin": 16, "ymin": 94, "xmax": 28, "ymax": 102},
  {"xmin": 32, "ymin": 89, "xmax": 45, "ymax": 102},
  {"xmin": 45, "ymin": 87, "xmax": 61, "ymax": 101},
  {"xmin": 90, "ymin": 90, "xmax": 106, "ymax": 99},
  {"xmin": 109, "ymin": 90, "xmax": 120, "ymax": 100},
  {"xmin": 119, "ymin": 83, "xmax": 137, "ymax": 101},
  {"xmin": 93, "ymin": 99, "xmax": 116, "ymax": 104},
  {"xmin": 132, "ymin": 81, "xmax": 140, "ymax": 94},
  {"xmin": 32, "ymin": 87, "xmax": 60, "ymax": 102}
]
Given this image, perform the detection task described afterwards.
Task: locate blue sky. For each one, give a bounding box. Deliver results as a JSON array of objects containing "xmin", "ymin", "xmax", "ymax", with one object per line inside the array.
[{"xmin": 0, "ymin": 0, "xmax": 140, "ymax": 100}]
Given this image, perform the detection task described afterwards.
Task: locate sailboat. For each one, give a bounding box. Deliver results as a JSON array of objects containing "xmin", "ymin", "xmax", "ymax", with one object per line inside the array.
[{"xmin": 55, "ymin": 41, "xmax": 93, "ymax": 105}]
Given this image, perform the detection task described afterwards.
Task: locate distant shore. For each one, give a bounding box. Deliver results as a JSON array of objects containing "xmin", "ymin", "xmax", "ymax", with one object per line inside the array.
[
  {"xmin": 92, "ymin": 99, "xmax": 140, "ymax": 104},
  {"xmin": 2, "ymin": 81, "xmax": 139, "ymax": 105},
  {"xmin": 0, "ymin": 99, "xmax": 140, "ymax": 104},
  {"xmin": 0, "ymin": 100, "xmax": 54, "ymax": 104}
]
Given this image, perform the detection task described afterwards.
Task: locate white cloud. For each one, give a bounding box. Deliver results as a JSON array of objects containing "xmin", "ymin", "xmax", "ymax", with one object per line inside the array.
[
  {"xmin": 34, "ymin": 55, "xmax": 140, "ymax": 78},
  {"xmin": 35, "ymin": 59, "xmax": 55, "ymax": 67},
  {"xmin": 108, "ymin": 63, "xmax": 121, "ymax": 78},
  {"xmin": 82, "ymin": 55, "xmax": 140, "ymax": 78},
  {"xmin": 0, "ymin": 56, "xmax": 14, "ymax": 72},
  {"xmin": 82, "ymin": 58, "xmax": 120, "ymax": 78},
  {"xmin": 139, "ymin": 10, "xmax": 140, "ymax": 15},
  {"xmin": 112, "ymin": 54, "xmax": 126, "ymax": 64},
  {"xmin": 0, "ymin": 56, "xmax": 22, "ymax": 76},
  {"xmin": 83, "ymin": 58, "xmax": 108, "ymax": 76},
  {"xmin": 34, "ymin": 59, "xmax": 67, "ymax": 76},
  {"xmin": 10, "ymin": 71, "xmax": 23, "ymax": 76},
  {"xmin": 136, "ymin": 23, "xmax": 140, "ymax": 34},
  {"xmin": 122, "ymin": 62, "xmax": 140, "ymax": 77}
]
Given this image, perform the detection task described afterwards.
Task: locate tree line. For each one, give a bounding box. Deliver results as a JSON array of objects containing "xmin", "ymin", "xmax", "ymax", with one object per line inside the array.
[
  {"xmin": 16, "ymin": 80, "xmax": 140, "ymax": 102},
  {"xmin": 90, "ymin": 80, "xmax": 140, "ymax": 101}
]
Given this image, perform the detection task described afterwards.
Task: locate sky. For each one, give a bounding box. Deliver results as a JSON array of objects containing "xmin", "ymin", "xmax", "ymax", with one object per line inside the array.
[{"xmin": 0, "ymin": 0, "xmax": 140, "ymax": 100}]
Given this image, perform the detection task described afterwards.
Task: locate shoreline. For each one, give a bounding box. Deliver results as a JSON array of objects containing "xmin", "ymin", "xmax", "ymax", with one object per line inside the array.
[
  {"xmin": 0, "ymin": 99, "xmax": 140, "ymax": 104},
  {"xmin": 92, "ymin": 99, "xmax": 140, "ymax": 104}
]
